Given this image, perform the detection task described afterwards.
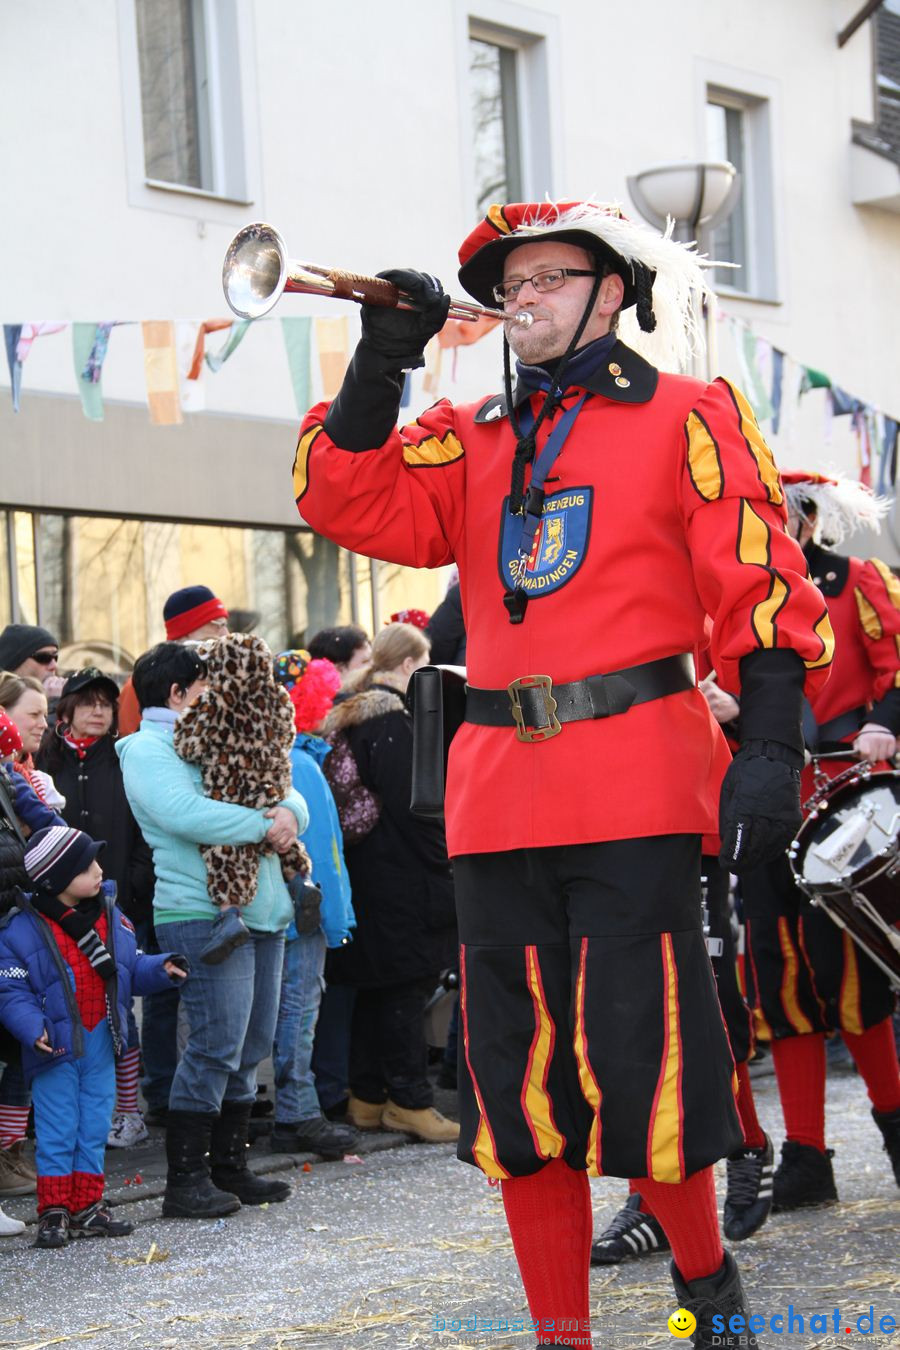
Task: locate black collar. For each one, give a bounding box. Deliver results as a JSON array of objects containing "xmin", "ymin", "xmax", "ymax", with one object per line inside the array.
[
  {"xmin": 474, "ymin": 340, "xmax": 659, "ymax": 424},
  {"xmin": 803, "ymin": 542, "xmax": 850, "ymax": 597}
]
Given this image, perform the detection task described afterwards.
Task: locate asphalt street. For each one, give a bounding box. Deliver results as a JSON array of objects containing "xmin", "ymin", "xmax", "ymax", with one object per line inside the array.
[{"xmin": 0, "ymin": 1059, "xmax": 898, "ymax": 1350}]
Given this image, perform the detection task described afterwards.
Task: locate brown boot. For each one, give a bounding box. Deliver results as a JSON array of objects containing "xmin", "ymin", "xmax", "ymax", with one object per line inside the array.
[
  {"xmin": 0, "ymin": 1147, "xmax": 35, "ymax": 1197},
  {"xmin": 381, "ymin": 1102, "xmax": 460, "ymax": 1142},
  {"xmin": 346, "ymin": 1096, "xmax": 385, "ymax": 1131},
  {"xmin": 5, "ymin": 1141, "xmax": 37, "ymax": 1187}
]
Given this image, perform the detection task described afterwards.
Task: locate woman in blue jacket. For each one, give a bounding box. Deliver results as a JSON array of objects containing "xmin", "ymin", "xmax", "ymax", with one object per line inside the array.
[{"xmin": 117, "ymin": 642, "xmax": 309, "ymax": 1221}]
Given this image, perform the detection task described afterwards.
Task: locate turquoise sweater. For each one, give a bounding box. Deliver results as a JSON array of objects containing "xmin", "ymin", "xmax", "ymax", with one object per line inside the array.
[{"xmin": 116, "ymin": 711, "xmax": 308, "ymax": 932}]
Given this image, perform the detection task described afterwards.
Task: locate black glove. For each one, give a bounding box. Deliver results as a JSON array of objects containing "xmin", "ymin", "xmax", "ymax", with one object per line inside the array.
[
  {"xmin": 166, "ymin": 953, "xmax": 191, "ymax": 977},
  {"xmin": 360, "ymin": 269, "xmax": 451, "ymax": 368},
  {"xmin": 718, "ymin": 648, "xmax": 807, "ymax": 873},
  {"xmin": 719, "ymin": 739, "xmax": 803, "ymax": 872}
]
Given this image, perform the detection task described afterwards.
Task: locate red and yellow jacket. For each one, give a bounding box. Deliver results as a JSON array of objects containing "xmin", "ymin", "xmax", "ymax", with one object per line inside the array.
[
  {"xmin": 294, "ymin": 342, "xmax": 833, "ymax": 857},
  {"xmin": 803, "ymin": 542, "xmax": 900, "ymax": 727}
]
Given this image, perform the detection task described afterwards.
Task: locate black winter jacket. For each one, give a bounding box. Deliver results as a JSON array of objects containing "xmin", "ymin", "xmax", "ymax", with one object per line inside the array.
[
  {"xmin": 35, "ymin": 736, "xmax": 155, "ymax": 924},
  {"xmin": 322, "ymin": 683, "xmax": 457, "ymax": 988}
]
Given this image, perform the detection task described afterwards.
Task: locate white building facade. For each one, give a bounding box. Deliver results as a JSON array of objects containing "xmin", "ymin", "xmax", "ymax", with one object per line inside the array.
[{"xmin": 1, "ymin": 0, "xmax": 898, "ymax": 664}]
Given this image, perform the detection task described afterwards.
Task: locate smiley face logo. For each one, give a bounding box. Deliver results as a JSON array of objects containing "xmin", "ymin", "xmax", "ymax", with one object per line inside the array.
[{"xmin": 667, "ymin": 1307, "xmax": 697, "ymax": 1338}]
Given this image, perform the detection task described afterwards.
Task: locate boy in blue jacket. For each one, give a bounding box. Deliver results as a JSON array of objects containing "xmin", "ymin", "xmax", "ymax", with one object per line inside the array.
[{"xmin": 0, "ymin": 826, "xmax": 188, "ymax": 1248}]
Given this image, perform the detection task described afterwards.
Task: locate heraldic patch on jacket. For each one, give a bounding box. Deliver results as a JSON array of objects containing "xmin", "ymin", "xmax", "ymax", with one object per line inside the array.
[{"xmin": 173, "ymin": 633, "xmax": 311, "ymax": 907}]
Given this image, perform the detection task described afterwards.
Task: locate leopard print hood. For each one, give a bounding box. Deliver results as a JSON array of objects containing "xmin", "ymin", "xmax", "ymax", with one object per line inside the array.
[{"xmin": 323, "ymin": 684, "xmax": 406, "ymax": 735}]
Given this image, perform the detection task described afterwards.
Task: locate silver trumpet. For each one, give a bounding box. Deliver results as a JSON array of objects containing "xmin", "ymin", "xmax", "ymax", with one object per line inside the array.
[{"xmin": 222, "ymin": 222, "xmax": 532, "ymax": 326}]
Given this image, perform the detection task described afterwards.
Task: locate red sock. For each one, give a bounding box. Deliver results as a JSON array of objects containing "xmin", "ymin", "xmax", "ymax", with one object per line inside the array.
[
  {"xmin": 637, "ymin": 1167, "xmax": 724, "ymax": 1283},
  {"xmin": 501, "ymin": 1157, "xmax": 592, "ymax": 1347},
  {"xmin": 71, "ymin": 1170, "xmax": 105, "ymax": 1211},
  {"xmin": 842, "ymin": 1017, "xmax": 900, "ymax": 1115},
  {"xmin": 36, "ymin": 1173, "xmax": 72, "ymax": 1214},
  {"xmin": 734, "ymin": 1060, "xmax": 766, "ymax": 1149},
  {"xmin": 0, "ymin": 1104, "xmax": 31, "ymax": 1148},
  {"xmin": 771, "ymin": 1033, "xmax": 826, "ymax": 1151},
  {"xmin": 115, "ymin": 1048, "xmax": 141, "ymax": 1114}
]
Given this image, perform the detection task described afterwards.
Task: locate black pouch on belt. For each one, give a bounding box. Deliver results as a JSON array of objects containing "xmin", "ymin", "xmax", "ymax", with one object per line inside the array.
[{"xmin": 408, "ymin": 665, "xmax": 467, "ymax": 819}]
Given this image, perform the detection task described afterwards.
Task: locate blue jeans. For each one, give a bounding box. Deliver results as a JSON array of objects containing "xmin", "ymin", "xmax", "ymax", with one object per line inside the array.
[
  {"xmin": 136, "ymin": 919, "xmax": 180, "ymax": 1109},
  {"xmin": 272, "ymin": 929, "xmax": 327, "ymax": 1122},
  {"xmin": 159, "ymin": 919, "xmax": 285, "ymax": 1115}
]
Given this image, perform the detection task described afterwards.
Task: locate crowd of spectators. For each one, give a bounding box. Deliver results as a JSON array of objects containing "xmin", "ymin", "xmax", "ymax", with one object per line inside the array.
[{"xmin": 0, "ymin": 579, "xmax": 461, "ymax": 1242}]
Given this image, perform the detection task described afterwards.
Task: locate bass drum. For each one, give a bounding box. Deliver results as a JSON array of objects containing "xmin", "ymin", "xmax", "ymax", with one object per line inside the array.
[{"xmin": 789, "ymin": 769, "xmax": 900, "ymax": 987}]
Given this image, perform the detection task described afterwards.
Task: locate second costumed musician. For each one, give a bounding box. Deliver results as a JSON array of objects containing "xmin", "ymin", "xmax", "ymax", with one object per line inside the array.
[
  {"xmin": 292, "ymin": 199, "xmax": 834, "ymax": 1349},
  {"xmin": 740, "ymin": 471, "xmax": 900, "ymax": 1211}
]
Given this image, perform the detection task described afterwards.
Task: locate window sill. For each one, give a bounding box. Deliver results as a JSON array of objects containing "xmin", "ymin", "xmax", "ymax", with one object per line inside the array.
[
  {"xmin": 715, "ymin": 286, "xmax": 783, "ymax": 307},
  {"xmin": 145, "ymin": 178, "xmax": 254, "ymax": 208}
]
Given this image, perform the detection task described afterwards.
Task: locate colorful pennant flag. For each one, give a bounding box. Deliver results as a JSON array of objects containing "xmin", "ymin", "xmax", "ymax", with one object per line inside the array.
[
  {"xmin": 72, "ymin": 323, "xmax": 111, "ymax": 421},
  {"xmin": 141, "ymin": 320, "xmax": 182, "ymax": 426},
  {"xmin": 315, "ymin": 317, "xmax": 348, "ymax": 399},
  {"xmin": 205, "ymin": 320, "xmax": 250, "ymax": 373},
  {"xmin": 281, "ymin": 317, "xmax": 312, "ymax": 417}
]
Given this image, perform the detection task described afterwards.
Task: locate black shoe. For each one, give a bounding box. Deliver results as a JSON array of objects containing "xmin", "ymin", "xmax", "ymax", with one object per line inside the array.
[
  {"xmin": 772, "ymin": 1140, "xmax": 837, "ymax": 1211},
  {"xmin": 590, "ymin": 1192, "xmax": 670, "ymax": 1265},
  {"xmin": 199, "ymin": 909, "xmax": 250, "ymax": 965},
  {"xmin": 144, "ymin": 1105, "xmax": 169, "ymax": 1128},
  {"xmin": 671, "ymin": 1250, "xmax": 758, "ymax": 1348},
  {"xmin": 872, "ymin": 1106, "xmax": 900, "ymax": 1186},
  {"xmin": 162, "ymin": 1108, "xmax": 242, "ymax": 1219},
  {"xmin": 70, "ymin": 1201, "xmax": 134, "ymax": 1238},
  {"xmin": 209, "ymin": 1100, "xmax": 291, "ymax": 1205},
  {"xmin": 33, "ymin": 1207, "xmax": 69, "ymax": 1249},
  {"xmin": 162, "ymin": 1173, "xmax": 242, "ymax": 1218},
  {"xmin": 723, "ymin": 1133, "xmax": 774, "ymax": 1241},
  {"xmin": 271, "ymin": 1116, "xmax": 360, "ymax": 1160}
]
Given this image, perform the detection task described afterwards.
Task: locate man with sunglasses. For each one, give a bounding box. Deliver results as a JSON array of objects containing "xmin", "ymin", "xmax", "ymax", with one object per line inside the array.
[
  {"xmin": 0, "ymin": 624, "xmax": 64, "ymax": 700},
  {"xmin": 292, "ymin": 200, "xmax": 834, "ymax": 1349}
]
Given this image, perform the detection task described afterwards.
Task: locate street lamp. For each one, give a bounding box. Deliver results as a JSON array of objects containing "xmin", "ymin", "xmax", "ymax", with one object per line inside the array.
[
  {"xmin": 627, "ymin": 160, "xmax": 741, "ymax": 375},
  {"xmin": 626, "ymin": 160, "xmax": 740, "ymax": 243}
]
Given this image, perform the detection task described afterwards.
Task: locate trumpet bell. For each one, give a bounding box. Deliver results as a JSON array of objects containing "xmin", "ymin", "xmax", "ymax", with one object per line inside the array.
[{"xmin": 222, "ymin": 223, "xmax": 288, "ymax": 320}]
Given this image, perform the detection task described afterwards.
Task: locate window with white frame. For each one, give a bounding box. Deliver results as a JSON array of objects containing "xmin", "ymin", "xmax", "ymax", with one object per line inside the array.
[
  {"xmin": 133, "ymin": 0, "xmax": 251, "ymax": 202},
  {"xmin": 466, "ymin": 18, "xmax": 554, "ymax": 218},
  {"xmin": 469, "ymin": 35, "xmax": 523, "ymax": 214},
  {"xmin": 705, "ymin": 85, "xmax": 778, "ymax": 300},
  {"xmin": 136, "ymin": 0, "xmax": 210, "ymax": 190}
]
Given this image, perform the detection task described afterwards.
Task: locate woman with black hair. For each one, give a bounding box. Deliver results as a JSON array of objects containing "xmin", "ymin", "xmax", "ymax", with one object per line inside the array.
[{"xmin": 36, "ymin": 668, "xmax": 157, "ymax": 1148}]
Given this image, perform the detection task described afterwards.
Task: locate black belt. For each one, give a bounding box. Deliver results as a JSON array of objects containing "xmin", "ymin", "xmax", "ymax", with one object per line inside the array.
[
  {"xmin": 815, "ymin": 706, "xmax": 865, "ymax": 749},
  {"xmin": 465, "ymin": 653, "xmax": 696, "ymax": 743}
]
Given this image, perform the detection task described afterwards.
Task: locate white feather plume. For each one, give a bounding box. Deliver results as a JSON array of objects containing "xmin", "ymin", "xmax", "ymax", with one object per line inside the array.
[
  {"xmin": 784, "ymin": 472, "xmax": 891, "ymax": 547},
  {"xmin": 512, "ymin": 200, "xmax": 713, "ymax": 373}
]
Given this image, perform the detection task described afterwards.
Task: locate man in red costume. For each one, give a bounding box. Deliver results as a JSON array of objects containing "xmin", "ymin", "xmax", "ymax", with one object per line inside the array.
[
  {"xmin": 293, "ymin": 200, "xmax": 833, "ymax": 1349},
  {"xmin": 740, "ymin": 471, "xmax": 900, "ymax": 1211}
]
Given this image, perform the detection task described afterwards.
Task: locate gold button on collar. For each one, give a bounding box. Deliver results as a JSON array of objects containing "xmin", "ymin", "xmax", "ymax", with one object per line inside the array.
[
  {"xmin": 615, "ymin": 375, "xmax": 630, "ymax": 388},
  {"xmin": 609, "ymin": 362, "xmax": 622, "ymax": 376}
]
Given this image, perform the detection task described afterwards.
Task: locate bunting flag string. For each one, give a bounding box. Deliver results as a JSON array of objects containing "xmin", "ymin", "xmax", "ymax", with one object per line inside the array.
[
  {"xmin": 4, "ymin": 307, "xmax": 896, "ymax": 487},
  {"xmin": 724, "ymin": 311, "xmax": 899, "ymax": 492}
]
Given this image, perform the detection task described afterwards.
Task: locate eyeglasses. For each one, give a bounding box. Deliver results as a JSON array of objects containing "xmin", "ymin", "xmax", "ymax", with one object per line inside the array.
[
  {"xmin": 30, "ymin": 650, "xmax": 58, "ymax": 666},
  {"xmin": 492, "ymin": 268, "xmax": 597, "ymax": 305}
]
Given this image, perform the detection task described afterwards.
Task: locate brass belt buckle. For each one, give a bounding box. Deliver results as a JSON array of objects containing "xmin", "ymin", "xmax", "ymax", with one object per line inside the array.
[{"xmin": 507, "ymin": 674, "xmax": 562, "ymax": 743}]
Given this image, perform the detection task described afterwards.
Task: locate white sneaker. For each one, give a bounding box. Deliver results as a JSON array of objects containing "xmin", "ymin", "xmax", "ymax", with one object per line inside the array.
[
  {"xmin": 107, "ymin": 1111, "xmax": 150, "ymax": 1148},
  {"xmin": 0, "ymin": 1204, "xmax": 25, "ymax": 1236}
]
